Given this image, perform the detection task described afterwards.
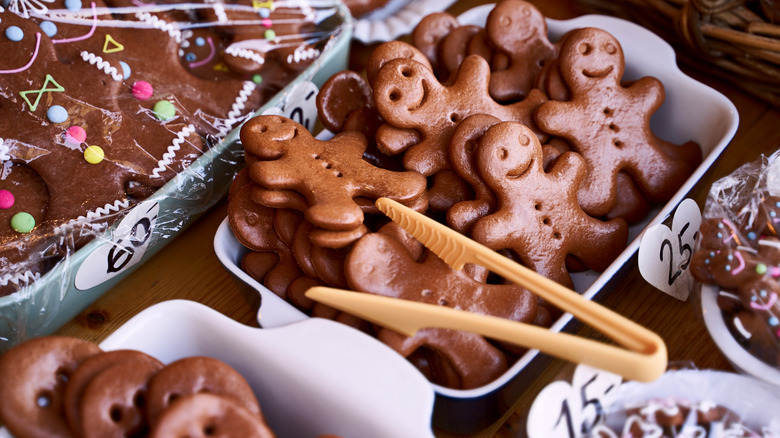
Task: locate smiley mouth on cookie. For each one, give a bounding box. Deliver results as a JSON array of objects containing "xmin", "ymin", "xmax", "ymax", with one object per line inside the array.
[
  {"xmin": 582, "ymin": 65, "xmax": 613, "ymax": 78},
  {"xmin": 405, "ymin": 78, "xmax": 429, "ymax": 112},
  {"xmin": 505, "ymin": 157, "xmax": 533, "ymax": 180}
]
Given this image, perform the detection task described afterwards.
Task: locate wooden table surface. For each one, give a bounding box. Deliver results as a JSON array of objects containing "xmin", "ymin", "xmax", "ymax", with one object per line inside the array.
[{"xmin": 55, "ymin": 0, "xmax": 780, "ymax": 436}]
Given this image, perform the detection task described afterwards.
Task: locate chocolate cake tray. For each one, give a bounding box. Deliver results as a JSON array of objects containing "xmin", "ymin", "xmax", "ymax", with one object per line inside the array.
[
  {"xmin": 0, "ymin": 1, "xmax": 352, "ymax": 352},
  {"xmin": 214, "ymin": 6, "xmax": 739, "ymax": 434}
]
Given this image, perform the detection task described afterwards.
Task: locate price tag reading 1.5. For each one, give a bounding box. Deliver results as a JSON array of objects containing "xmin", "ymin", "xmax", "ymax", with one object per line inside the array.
[
  {"xmin": 75, "ymin": 201, "xmax": 159, "ymax": 290},
  {"xmin": 527, "ymin": 365, "xmax": 622, "ymax": 438}
]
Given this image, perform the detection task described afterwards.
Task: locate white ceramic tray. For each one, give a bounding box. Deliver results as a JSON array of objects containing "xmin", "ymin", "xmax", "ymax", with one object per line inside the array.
[
  {"xmin": 215, "ymin": 6, "xmax": 739, "ymax": 433},
  {"xmin": 99, "ymin": 299, "xmax": 436, "ymax": 438}
]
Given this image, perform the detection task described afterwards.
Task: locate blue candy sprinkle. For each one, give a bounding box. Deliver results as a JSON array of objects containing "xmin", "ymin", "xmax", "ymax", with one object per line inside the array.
[
  {"xmin": 195, "ymin": 36, "xmax": 205, "ymax": 46},
  {"xmin": 46, "ymin": 105, "xmax": 68, "ymax": 124},
  {"xmin": 39, "ymin": 21, "xmax": 57, "ymax": 37},
  {"xmin": 5, "ymin": 25, "xmax": 23, "ymax": 42},
  {"xmin": 65, "ymin": 0, "xmax": 82, "ymax": 11},
  {"xmin": 185, "ymin": 52, "xmax": 196, "ymax": 62},
  {"xmin": 120, "ymin": 61, "xmax": 131, "ymax": 79},
  {"xmin": 748, "ymin": 231, "xmax": 757, "ymax": 240},
  {"xmin": 258, "ymin": 8, "xmax": 270, "ymax": 18},
  {"xmin": 770, "ymin": 316, "xmax": 779, "ymax": 326},
  {"xmin": 761, "ymin": 289, "xmax": 768, "ymax": 298}
]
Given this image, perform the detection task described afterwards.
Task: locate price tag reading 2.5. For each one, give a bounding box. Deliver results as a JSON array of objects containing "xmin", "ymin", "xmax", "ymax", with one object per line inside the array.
[
  {"xmin": 638, "ymin": 198, "xmax": 702, "ymax": 301},
  {"xmin": 75, "ymin": 201, "xmax": 159, "ymax": 290}
]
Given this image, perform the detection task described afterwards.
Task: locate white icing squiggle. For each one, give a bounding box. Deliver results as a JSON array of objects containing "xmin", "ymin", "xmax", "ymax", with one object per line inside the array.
[
  {"xmin": 80, "ymin": 51, "xmax": 124, "ymax": 81},
  {"xmin": 150, "ymin": 124, "xmax": 196, "ymax": 178},
  {"xmin": 224, "ymin": 46, "xmax": 266, "ymax": 65},
  {"xmin": 0, "ymin": 270, "xmax": 41, "ymax": 287},
  {"xmin": 7, "ymin": 0, "xmax": 53, "ymax": 18},
  {"xmin": 135, "ymin": 11, "xmax": 182, "ymax": 43},
  {"xmin": 287, "ymin": 45, "xmax": 320, "ymax": 64}
]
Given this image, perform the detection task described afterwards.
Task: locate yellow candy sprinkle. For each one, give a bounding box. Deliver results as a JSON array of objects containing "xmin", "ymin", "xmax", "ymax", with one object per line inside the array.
[{"xmin": 84, "ymin": 145, "xmax": 105, "ymax": 164}]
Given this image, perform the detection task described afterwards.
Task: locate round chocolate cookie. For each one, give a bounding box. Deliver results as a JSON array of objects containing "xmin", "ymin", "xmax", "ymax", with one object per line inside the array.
[
  {"xmin": 0, "ymin": 336, "xmax": 102, "ymax": 438},
  {"xmin": 63, "ymin": 349, "xmax": 163, "ymax": 436},
  {"xmin": 145, "ymin": 356, "xmax": 262, "ymax": 427},
  {"xmin": 78, "ymin": 358, "xmax": 164, "ymax": 438},
  {"xmin": 150, "ymin": 393, "xmax": 276, "ymax": 438}
]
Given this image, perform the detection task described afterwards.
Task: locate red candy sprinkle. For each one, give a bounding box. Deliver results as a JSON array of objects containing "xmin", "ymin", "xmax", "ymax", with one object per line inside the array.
[
  {"xmin": 131, "ymin": 80, "xmax": 154, "ymax": 100},
  {"xmin": 0, "ymin": 190, "xmax": 14, "ymax": 209},
  {"xmin": 66, "ymin": 126, "xmax": 87, "ymax": 143}
]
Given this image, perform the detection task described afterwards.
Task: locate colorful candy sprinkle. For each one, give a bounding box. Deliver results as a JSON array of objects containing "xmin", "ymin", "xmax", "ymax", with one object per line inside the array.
[
  {"xmin": 262, "ymin": 19, "xmax": 273, "ymax": 29},
  {"xmin": 65, "ymin": 0, "xmax": 82, "ymax": 11},
  {"xmin": 131, "ymin": 80, "xmax": 153, "ymax": 100},
  {"xmin": 0, "ymin": 190, "xmax": 14, "ymax": 209},
  {"xmin": 252, "ymin": 74, "xmax": 263, "ymax": 84},
  {"xmin": 119, "ymin": 61, "xmax": 131, "ymax": 79},
  {"xmin": 11, "ymin": 212, "xmax": 35, "ymax": 233},
  {"xmin": 153, "ymin": 100, "xmax": 176, "ymax": 121},
  {"xmin": 196, "ymin": 36, "xmax": 205, "ymax": 46},
  {"xmin": 66, "ymin": 125, "xmax": 87, "ymax": 143},
  {"xmin": 47, "ymin": 105, "xmax": 68, "ymax": 123},
  {"xmin": 6, "ymin": 26, "xmax": 23, "ymax": 42},
  {"xmin": 84, "ymin": 145, "xmax": 104, "ymax": 164},
  {"xmin": 264, "ymin": 29, "xmax": 275, "ymax": 40},
  {"xmin": 39, "ymin": 21, "xmax": 57, "ymax": 37}
]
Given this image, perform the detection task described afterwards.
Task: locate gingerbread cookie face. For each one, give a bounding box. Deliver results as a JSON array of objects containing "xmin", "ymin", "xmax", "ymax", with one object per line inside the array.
[
  {"xmin": 485, "ymin": 0, "xmax": 557, "ymax": 102},
  {"xmin": 0, "ymin": 336, "xmax": 102, "ymax": 438},
  {"xmin": 373, "ymin": 55, "xmax": 547, "ymax": 177},
  {"xmin": 470, "ymin": 121, "xmax": 628, "ymax": 288},
  {"xmin": 534, "ymin": 27, "xmax": 697, "ymax": 216},
  {"xmin": 241, "ymin": 114, "xmax": 427, "ymax": 231}
]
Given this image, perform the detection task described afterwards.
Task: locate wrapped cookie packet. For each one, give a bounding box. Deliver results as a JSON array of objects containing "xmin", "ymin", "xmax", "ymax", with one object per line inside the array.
[
  {"xmin": 588, "ymin": 369, "xmax": 780, "ymax": 438},
  {"xmin": 0, "ymin": 0, "xmax": 351, "ymax": 350},
  {"xmin": 690, "ymin": 149, "xmax": 780, "ymax": 373}
]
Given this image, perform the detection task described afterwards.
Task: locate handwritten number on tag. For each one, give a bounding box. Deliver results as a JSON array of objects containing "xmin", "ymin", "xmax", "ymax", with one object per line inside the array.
[
  {"xmin": 555, "ymin": 400, "xmax": 577, "ymax": 437},
  {"xmin": 106, "ymin": 212, "xmax": 155, "ymax": 274},
  {"xmin": 659, "ymin": 222, "xmax": 697, "ymax": 286}
]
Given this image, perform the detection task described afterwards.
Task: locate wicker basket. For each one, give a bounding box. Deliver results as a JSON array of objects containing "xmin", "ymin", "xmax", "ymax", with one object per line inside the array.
[{"xmin": 577, "ymin": 0, "xmax": 780, "ymax": 106}]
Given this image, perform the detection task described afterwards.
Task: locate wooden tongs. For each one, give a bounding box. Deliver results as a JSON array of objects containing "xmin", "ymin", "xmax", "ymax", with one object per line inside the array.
[{"xmin": 305, "ymin": 198, "xmax": 667, "ymax": 382}]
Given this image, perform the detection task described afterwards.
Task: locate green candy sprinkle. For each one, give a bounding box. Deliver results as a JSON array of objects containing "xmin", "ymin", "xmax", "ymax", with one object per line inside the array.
[
  {"xmin": 756, "ymin": 263, "xmax": 768, "ymax": 275},
  {"xmin": 252, "ymin": 74, "xmax": 263, "ymax": 84},
  {"xmin": 264, "ymin": 29, "xmax": 276, "ymax": 40},
  {"xmin": 11, "ymin": 212, "xmax": 35, "ymax": 233},
  {"xmin": 153, "ymin": 100, "xmax": 176, "ymax": 121}
]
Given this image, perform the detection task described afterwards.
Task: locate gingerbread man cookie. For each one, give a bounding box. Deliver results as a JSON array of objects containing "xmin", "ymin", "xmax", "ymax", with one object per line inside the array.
[
  {"xmin": 241, "ymin": 114, "xmax": 427, "ymax": 232},
  {"xmin": 373, "ymin": 54, "xmax": 547, "ymax": 177},
  {"xmin": 470, "ymin": 121, "xmax": 628, "ymax": 288},
  {"xmin": 534, "ymin": 27, "xmax": 698, "ymax": 217},
  {"xmin": 484, "ymin": 0, "xmax": 557, "ymax": 102}
]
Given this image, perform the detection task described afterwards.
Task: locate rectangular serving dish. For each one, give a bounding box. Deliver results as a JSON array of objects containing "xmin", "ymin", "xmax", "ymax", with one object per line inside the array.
[
  {"xmin": 215, "ymin": 6, "xmax": 739, "ymax": 434},
  {"xmin": 0, "ymin": 2, "xmax": 352, "ymax": 352}
]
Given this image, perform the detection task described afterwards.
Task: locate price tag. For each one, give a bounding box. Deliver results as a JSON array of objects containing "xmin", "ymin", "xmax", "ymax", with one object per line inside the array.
[
  {"xmin": 527, "ymin": 364, "xmax": 622, "ymax": 438},
  {"xmin": 74, "ymin": 201, "xmax": 159, "ymax": 290},
  {"xmin": 262, "ymin": 80, "xmax": 319, "ymax": 132},
  {"xmin": 638, "ymin": 198, "xmax": 702, "ymax": 301}
]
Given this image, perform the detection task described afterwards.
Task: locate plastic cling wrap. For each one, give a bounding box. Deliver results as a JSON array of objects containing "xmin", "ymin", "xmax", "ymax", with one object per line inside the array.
[
  {"xmin": 0, "ymin": 0, "xmax": 351, "ymax": 352},
  {"xmin": 690, "ymin": 149, "xmax": 780, "ymax": 371}
]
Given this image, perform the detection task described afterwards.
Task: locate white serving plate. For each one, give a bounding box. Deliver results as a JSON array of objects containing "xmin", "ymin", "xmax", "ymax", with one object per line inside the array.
[
  {"xmin": 700, "ymin": 284, "xmax": 780, "ymax": 388},
  {"xmin": 98, "ymin": 299, "xmax": 436, "ymax": 438},
  {"xmin": 598, "ymin": 369, "xmax": 780, "ymax": 433},
  {"xmin": 216, "ymin": 6, "xmax": 739, "ymax": 433},
  {"xmin": 352, "ymin": 0, "xmax": 458, "ymax": 43}
]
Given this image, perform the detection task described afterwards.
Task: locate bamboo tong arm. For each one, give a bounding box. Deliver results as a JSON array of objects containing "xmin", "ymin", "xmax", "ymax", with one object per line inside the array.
[
  {"xmin": 307, "ymin": 197, "xmax": 668, "ymax": 383},
  {"xmin": 305, "ymin": 287, "xmax": 665, "ymax": 382}
]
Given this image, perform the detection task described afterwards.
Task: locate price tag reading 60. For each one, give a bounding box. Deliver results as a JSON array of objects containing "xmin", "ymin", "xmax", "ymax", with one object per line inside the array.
[{"xmin": 75, "ymin": 201, "xmax": 159, "ymax": 290}]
